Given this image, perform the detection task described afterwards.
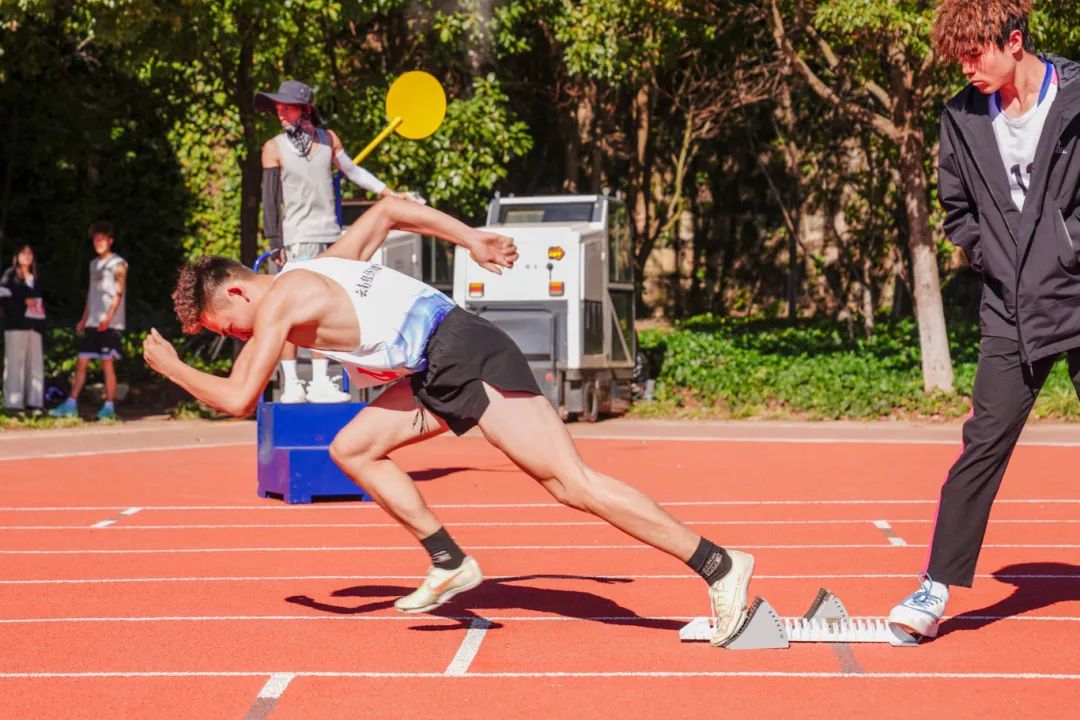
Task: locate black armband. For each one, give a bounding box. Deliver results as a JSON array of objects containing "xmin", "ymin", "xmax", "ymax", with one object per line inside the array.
[{"xmin": 261, "ymin": 167, "xmax": 283, "ymax": 250}]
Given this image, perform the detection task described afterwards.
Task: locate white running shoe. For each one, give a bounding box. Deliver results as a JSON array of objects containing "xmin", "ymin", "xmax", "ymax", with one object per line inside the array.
[
  {"xmin": 305, "ymin": 380, "xmax": 350, "ymax": 403},
  {"xmin": 888, "ymin": 576, "xmax": 949, "ymax": 638},
  {"xmin": 708, "ymin": 549, "xmax": 755, "ymax": 647},
  {"xmin": 279, "ymin": 381, "xmax": 307, "ymax": 404},
  {"xmin": 394, "ymin": 556, "xmax": 483, "ymax": 614}
]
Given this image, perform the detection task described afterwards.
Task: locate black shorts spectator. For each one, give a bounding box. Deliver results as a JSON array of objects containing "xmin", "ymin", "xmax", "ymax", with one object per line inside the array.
[{"xmin": 77, "ymin": 328, "xmax": 123, "ymax": 360}]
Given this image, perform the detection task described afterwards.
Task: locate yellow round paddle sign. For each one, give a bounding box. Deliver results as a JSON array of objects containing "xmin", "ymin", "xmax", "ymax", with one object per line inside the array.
[{"xmin": 386, "ymin": 71, "xmax": 446, "ymax": 140}]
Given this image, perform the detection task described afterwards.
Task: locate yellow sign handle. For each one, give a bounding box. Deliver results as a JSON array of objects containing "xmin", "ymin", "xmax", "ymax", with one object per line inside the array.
[{"xmin": 352, "ymin": 116, "xmax": 403, "ymax": 165}]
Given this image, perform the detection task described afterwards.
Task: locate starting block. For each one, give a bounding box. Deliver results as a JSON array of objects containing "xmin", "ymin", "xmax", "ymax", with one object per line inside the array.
[
  {"xmin": 256, "ymin": 400, "xmax": 371, "ymax": 504},
  {"xmin": 680, "ymin": 588, "xmax": 919, "ymax": 649}
]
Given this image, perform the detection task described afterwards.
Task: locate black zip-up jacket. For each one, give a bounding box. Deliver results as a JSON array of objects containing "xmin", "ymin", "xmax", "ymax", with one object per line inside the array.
[
  {"xmin": 0, "ymin": 267, "xmax": 44, "ymax": 333},
  {"xmin": 939, "ymin": 53, "xmax": 1080, "ymax": 365}
]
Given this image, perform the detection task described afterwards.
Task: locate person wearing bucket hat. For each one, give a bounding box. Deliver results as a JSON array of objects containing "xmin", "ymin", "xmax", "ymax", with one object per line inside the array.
[{"xmin": 257, "ymin": 79, "xmax": 423, "ymax": 403}]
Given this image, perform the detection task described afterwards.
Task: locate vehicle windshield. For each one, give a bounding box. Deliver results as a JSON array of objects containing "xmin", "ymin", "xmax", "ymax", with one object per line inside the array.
[{"xmin": 495, "ymin": 202, "xmax": 599, "ymax": 225}]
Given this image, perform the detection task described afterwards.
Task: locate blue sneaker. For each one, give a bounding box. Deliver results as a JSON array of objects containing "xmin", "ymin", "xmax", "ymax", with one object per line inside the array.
[
  {"xmin": 49, "ymin": 398, "xmax": 78, "ymax": 418},
  {"xmin": 888, "ymin": 576, "xmax": 949, "ymax": 638},
  {"xmin": 96, "ymin": 404, "xmax": 117, "ymax": 421}
]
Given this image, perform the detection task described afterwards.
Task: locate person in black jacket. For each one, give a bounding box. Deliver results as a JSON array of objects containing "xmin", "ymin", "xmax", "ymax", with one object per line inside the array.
[
  {"xmin": 888, "ymin": 0, "xmax": 1080, "ymax": 640},
  {"xmin": 1, "ymin": 243, "xmax": 46, "ymax": 412}
]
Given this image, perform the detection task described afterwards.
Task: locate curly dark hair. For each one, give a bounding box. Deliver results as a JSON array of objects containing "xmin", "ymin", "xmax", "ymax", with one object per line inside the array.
[
  {"xmin": 933, "ymin": 0, "xmax": 1034, "ymax": 64},
  {"xmin": 87, "ymin": 221, "xmax": 114, "ymax": 240},
  {"xmin": 172, "ymin": 256, "xmax": 254, "ymax": 334}
]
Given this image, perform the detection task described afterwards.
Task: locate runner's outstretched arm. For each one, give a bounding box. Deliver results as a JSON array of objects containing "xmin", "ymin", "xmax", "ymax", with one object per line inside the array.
[
  {"xmin": 322, "ymin": 196, "xmax": 517, "ymax": 273},
  {"xmin": 142, "ymin": 282, "xmax": 297, "ymax": 417}
]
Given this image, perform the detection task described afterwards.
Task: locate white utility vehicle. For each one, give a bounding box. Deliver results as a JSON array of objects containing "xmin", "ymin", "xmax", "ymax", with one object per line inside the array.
[{"xmin": 452, "ymin": 194, "xmax": 637, "ymax": 421}]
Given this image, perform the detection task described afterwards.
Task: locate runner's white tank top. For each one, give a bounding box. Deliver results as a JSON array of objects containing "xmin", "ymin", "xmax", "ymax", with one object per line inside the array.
[{"xmin": 277, "ymin": 257, "xmax": 455, "ymax": 388}]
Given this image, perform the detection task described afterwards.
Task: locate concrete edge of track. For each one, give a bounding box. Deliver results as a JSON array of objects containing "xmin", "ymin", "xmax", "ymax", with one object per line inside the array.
[{"xmin": 0, "ymin": 416, "xmax": 1076, "ymax": 460}]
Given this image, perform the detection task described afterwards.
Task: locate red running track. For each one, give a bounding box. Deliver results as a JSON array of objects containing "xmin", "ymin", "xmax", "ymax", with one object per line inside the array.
[{"xmin": 0, "ymin": 432, "xmax": 1077, "ymax": 719}]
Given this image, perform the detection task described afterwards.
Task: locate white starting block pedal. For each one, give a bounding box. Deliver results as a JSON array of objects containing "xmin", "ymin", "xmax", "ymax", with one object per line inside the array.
[{"xmin": 679, "ymin": 588, "xmax": 919, "ymax": 649}]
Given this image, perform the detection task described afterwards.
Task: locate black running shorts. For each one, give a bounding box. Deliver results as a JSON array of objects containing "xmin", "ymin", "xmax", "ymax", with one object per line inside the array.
[{"xmin": 410, "ymin": 307, "xmax": 541, "ymax": 435}]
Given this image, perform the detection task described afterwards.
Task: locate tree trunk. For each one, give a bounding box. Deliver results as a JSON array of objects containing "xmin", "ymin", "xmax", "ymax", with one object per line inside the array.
[
  {"xmin": 899, "ymin": 130, "xmax": 954, "ymax": 392},
  {"xmin": 631, "ymin": 82, "xmax": 653, "ymax": 269},
  {"xmin": 235, "ymin": 11, "xmax": 260, "ymax": 266}
]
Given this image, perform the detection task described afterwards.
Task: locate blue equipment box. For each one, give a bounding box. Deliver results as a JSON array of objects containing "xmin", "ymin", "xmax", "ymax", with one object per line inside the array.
[{"xmin": 256, "ymin": 400, "xmax": 371, "ymax": 503}]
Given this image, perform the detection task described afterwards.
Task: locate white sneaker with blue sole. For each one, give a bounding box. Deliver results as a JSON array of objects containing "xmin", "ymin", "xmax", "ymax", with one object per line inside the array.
[{"xmin": 888, "ymin": 576, "xmax": 949, "ymax": 638}]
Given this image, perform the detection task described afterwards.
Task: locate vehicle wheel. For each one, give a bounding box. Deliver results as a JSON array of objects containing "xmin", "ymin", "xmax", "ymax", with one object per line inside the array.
[{"xmin": 580, "ymin": 382, "xmax": 600, "ymax": 423}]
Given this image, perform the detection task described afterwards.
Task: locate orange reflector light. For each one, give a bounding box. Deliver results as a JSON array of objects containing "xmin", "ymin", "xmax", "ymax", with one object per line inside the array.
[
  {"xmin": 549, "ymin": 281, "xmax": 565, "ymax": 296},
  {"xmin": 468, "ymin": 282, "xmax": 484, "ymax": 298},
  {"xmin": 547, "ymin": 246, "xmax": 565, "ymax": 261}
]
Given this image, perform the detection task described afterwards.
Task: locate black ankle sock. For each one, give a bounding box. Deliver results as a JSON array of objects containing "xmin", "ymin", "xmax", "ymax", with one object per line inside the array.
[
  {"xmin": 419, "ymin": 527, "xmax": 466, "ymax": 570},
  {"xmin": 687, "ymin": 537, "xmax": 732, "ymax": 584}
]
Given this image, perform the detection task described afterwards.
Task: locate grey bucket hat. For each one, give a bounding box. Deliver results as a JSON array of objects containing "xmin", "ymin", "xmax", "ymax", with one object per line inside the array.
[{"xmin": 254, "ymin": 80, "xmax": 327, "ymax": 126}]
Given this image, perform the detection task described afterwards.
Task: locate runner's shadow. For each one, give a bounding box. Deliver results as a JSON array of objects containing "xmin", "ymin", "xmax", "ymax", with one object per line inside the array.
[
  {"xmin": 407, "ymin": 467, "xmax": 470, "ymax": 482},
  {"xmin": 406, "ymin": 465, "xmax": 516, "ymax": 481},
  {"xmin": 936, "ymin": 562, "xmax": 1080, "ymax": 638},
  {"xmin": 285, "ymin": 574, "xmax": 686, "ymax": 632}
]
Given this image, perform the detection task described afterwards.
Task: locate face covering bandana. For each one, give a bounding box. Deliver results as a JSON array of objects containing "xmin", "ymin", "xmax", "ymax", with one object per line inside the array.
[{"xmin": 284, "ymin": 109, "xmax": 316, "ymax": 156}]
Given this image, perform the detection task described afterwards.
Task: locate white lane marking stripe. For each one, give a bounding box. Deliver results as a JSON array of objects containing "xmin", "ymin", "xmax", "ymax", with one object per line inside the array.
[
  {"xmin": 444, "ymin": 618, "xmax": 492, "ymax": 676},
  {"xmin": 1, "ymin": 433, "xmax": 1075, "ymax": 455},
  {"xmin": 256, "ymin": 672, "xmax": 294, "ymax": 699},
  {"xmin": 89, "ymin": 520, "xmax": 115, "ymax": 529},
  {"xmin": 3, "ymin": 542, "xmax": 1079, "ymax": 556},
  {"xmin": 0, "ymin": 614, "xmax": 1076, "ymax": 625},
  {"xmin": 119, "ymin": 508, "xmax": 143, "ymax": 516},
  {"xmin": 3, "ymin": 498, "xmax": 1078, "ymax": 511},
  {"xmin": 0, "ymin": 441, "xmax": 250, "ymax": 462},
  {"xmin": 871, "ymin": 520, "xmax": 908, "ymax": 547},
  {"xmin": 572, "ymin": 434, "xmax": 1080, "ymax": 448},
  {"xmin": 3, "ymin": 518, "xmax": 1079, "ymax": 530},
  {"xmin": 1, "ymin": 670, "xmax": 1077, "ymax": 680},
  {"xmin": 0, "ymin": 572, "xmax": 1075, "ymax": 586}
]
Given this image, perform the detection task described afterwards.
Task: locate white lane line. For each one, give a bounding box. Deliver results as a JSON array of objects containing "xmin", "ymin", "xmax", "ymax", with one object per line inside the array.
[
  {"xmin": 0, "ymin": 441, "xmax": 251, "ymax": 462},
  {"xmin": 871, "ymin": 520, "xmax": 908, "ymax": 547},
  {"xmin": 0, "ymin": 614, "xmax": 1076, "ymax": 625},
  {"xmin": 572, "ymin": 434, "xmax": 1080, "ymax": 448},
  {"xmin": 3, "ymin": 518, "xmax": 1079, "ymax": 531},
  {"xmin": 3, "ymin": 542, "xmax": 1078, "ymax": 556},
  {"xmin": 256, "ymin": 672, "xmax": 295, "ymax": 698},
  {"xmin": 1, "ymin": 670, "xmax": 1079, "ymax": 680},
  {"xmin": 119, "ymin": 508, "xmax": 143, "ymax": 517},
  {"xmin": 0, "ymin": 572, "xmax": 1076, "ymax": 586},
  {"xmin": 444, "ymin": 618, "xmax": 492, "ymax": 676},
  {"xmin": 89, "ymin": 520, "xmax": 115, "ymax": 529},
  {"xmin": 2, "ymin": 498, "xmax": 1079, "ymax": 512}
]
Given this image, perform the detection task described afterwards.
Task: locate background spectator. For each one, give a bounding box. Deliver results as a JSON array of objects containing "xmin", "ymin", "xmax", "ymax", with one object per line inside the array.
[
  {"xmin": 1, "ymin": 243, "xmax": 46, "ymax": 413},
  {"xmin": 49, "ymin": 222, "xmax": 127, "ymax": 420}
]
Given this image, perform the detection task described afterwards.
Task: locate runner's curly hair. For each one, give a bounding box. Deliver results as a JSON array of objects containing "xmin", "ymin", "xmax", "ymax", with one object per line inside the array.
[
  {"xmin": 172, "ymin": 256, "xmax": 254, "ymax": 334},
  {"xmin": 933, "ymin": 0, "xmax": 1034, "ymax": 64}
]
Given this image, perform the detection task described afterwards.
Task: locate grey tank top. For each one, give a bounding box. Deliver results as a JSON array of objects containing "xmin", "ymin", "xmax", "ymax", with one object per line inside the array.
[
  {"xmin": 276, "ymin": 129, "xmax": 342, "ymax": 246},
  {"xmin": 86, "ymin": 254, "xmax": 126, "ymax": 330}
]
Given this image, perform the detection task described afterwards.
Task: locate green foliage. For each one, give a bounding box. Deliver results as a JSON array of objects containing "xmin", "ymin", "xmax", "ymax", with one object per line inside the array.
[
  {"xmin": 374, "ymin": 75, "xmax": 533, "ymax": 215},
  {"xmin": 1033, "ymin": 0, "xmax": 1080, "ymax": 58},
  {"xmin": 637, "ymin": 317, "xmax": 1078, "ymax": 420}
]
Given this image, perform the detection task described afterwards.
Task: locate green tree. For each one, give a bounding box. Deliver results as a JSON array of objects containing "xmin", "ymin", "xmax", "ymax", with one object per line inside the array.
[{"xmin": 768, "ymin": 0, "xmax": 956, "ymax": 392}]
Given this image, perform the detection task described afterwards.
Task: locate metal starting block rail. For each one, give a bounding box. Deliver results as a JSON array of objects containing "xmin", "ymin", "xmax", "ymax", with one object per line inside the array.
[{"xmin": 680, "ymin": 588, "xmax": 919, "ymax": 649}]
